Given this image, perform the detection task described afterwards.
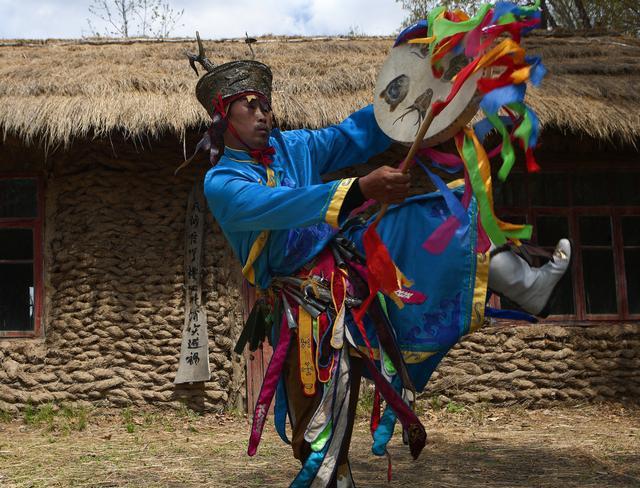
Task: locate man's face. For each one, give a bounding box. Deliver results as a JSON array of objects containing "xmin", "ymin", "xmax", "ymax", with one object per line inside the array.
[{"xmin": 225, "ymin": 95, "xmax": 273, "ymax": 149}]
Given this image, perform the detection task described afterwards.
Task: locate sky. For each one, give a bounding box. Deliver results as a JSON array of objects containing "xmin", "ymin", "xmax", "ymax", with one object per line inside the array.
[{"xmin": 0, "ymin": 0, "xmax": 409, "ymax": 39}]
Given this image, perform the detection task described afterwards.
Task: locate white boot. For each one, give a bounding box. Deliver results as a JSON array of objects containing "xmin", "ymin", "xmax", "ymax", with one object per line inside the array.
[{"xmin": 488, "ymin": 239, "xmax": 572, "ymax": 317}]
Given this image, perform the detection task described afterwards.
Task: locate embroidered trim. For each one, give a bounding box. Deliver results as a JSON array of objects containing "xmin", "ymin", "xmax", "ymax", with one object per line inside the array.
[
  {"xmin": 298, "ymin": 308, "xmax": 317, "ymax": 396},
  {"xmin": 226, "ymin": 156, "xmax": 258, "ymax": 164},
  {"xmin": 224, "ymin": 146, "xmax": 257, "ymax": 164},
  {"xmin": 242, "ymin": 230, "xmax": 270, "ymax": 285},
  {"xmin": 325, "ymin": 177, "xmax": 356, "ymax": 229},
  {"xmin": 469, "ymin": 251, "xmax": 490, "ymax": 333}
]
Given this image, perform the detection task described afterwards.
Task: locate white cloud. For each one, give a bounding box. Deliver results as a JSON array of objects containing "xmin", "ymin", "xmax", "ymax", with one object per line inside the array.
[
  {"xmin": 0, "ymin": 0, "xmax": 408, "ymax": 39},
  {"xmin": 304, "ymin": 0, "xmax": 406, "ymax": 36}
]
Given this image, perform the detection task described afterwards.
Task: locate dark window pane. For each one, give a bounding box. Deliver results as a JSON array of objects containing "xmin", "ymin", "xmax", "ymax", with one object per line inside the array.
[
  {"xmin": 579, "ymin": 216, "xmax": 611, "ymax": 246},
  {"xmin": 493, "ymin": 173, "xmax": 526, "ymax": 207},
  {"xmin": 625, "ymin": 250, "xmax": 640, "ymax": 314},
  {"xmin": 546, "ymin": 269, "xmax": 575, "ymax": 315},
  {"xmin": 530, "ymin": 174, "xmax": 568, "ymax": 207},
  {"xmin": 536, "ymin": 216, "xmax": 569, "ymax": 247},
  {"xmin": 582, "ymin": 249, "xmax": 618, "ymax": 314},
  {"xmin": 573, "ymin": 173, "xmax": 609, "ymax": 206},
  {"xmin": 622, "ymin": 217, "xmax": 640, "ymax": 246},
  {"xmin": 499, "ymin": 214, "xmax": 527, "ymax": 225},
  {"xmin": 0, "ymin": 179, "xmax": 37, "ymax": 218},
  {"xmin": 0, "ymin": 263, "xmax": 34, "ymax": 331},
  {"xmin": 612, "ymin": 173, "xmax": 640, "ymax": 206},
  {"xmin": 0, "ymin": 229, "xmax": 33, "ymax": 260}
]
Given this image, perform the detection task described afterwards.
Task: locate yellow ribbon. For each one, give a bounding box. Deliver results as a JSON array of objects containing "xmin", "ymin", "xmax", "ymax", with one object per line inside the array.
[{"xmin": 298, "ymin": 308, "xmax": 316, "ymax": 396}]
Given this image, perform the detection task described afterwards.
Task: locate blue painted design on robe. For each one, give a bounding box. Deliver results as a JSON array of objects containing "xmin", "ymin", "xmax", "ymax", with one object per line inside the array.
[{"xmin": 343, "ymin": 187, "xmax": 480, "ymax": 392}]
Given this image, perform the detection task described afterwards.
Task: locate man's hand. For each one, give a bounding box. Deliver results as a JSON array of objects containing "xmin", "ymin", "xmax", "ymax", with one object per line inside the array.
[{"xmin": 358, "ymin": 166, "xmax": 411, "ymax": 204}]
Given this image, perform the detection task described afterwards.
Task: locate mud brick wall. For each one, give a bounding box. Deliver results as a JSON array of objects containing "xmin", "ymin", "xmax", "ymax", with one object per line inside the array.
[
  {"xmin": 0, "ymin": 139, "xmax": 246, "ymax": 413},
  {"xmin": 2, "ymin": 138, "xmax": 639, "ymax": 412},
  {"xmin": 426, "ymin": 323, "xmax": 640, "ymax": 406}
]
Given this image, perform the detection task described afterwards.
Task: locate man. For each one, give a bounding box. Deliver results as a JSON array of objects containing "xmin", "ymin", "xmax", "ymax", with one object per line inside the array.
[{"xmin": 190, "ymin": 57, "xmax": 571, "ymax": 487}]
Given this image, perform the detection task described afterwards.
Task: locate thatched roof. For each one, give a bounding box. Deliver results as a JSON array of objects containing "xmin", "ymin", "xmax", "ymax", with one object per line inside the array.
[{"xmin": 1, "ymin": 33, "xmax": 639, "ymax": 146}]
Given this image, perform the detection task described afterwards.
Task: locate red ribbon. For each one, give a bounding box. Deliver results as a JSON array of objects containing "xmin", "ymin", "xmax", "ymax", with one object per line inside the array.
[
  {"xmin": 212, "ymin": 93, "xmax": 227, "ymax": 118},
  {"xmin": 250, "ymin": 146, "xmax": 276, "ymax": 166}
]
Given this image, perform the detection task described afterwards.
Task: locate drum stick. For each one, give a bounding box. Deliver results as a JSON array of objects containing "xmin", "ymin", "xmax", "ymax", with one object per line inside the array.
[
  {"xmin": 398, "ymin": 104, "xmax": 438, "ymax": 173},
  {"xmin": 373, "ymin": 102, "xmax": 439, "ymax": 223}
]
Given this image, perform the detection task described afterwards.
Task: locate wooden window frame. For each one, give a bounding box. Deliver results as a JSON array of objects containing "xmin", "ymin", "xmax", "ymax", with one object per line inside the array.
[
  {"xmin": 496, "ymin": 163, "xmax": 640, "ymax": 322},
  {"xmin": 0, "ymin": 173, "xmax": 44, "ymax": 338}
]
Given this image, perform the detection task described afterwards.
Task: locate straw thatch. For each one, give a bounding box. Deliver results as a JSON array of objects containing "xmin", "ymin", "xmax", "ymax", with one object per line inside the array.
[{"xmin": 0, "ymin": 33, "xmax": 639, "ymax": 146}]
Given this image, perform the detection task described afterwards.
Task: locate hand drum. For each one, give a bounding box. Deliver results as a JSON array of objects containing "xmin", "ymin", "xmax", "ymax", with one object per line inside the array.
[{"xmin": 374, "ymin": 43, "xmax": 483, "ymax": 147}]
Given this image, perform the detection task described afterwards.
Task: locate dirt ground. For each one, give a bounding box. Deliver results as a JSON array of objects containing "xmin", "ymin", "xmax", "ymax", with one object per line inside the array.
[{"xmin": 0, "ymin": 401, "xmax": 639, "ymax": 488}]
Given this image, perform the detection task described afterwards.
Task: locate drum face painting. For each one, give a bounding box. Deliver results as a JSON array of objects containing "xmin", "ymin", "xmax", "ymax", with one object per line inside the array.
[{"xmin": 374, "ymin": 43, "xmax": 483, "ymax": 147}]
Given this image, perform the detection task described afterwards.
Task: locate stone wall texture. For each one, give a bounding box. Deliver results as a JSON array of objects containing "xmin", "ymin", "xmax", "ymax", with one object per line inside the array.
[
  {"xmin": 1, "ymin": 137, "xmax": 639, "ymax": 413},
  {"xmin": 426, "ymin": 323, "xmax": 640, "ymax": 406},
  {"xmin": 0, "ymin": 138, "xmax": 246, "ymax": 414}
]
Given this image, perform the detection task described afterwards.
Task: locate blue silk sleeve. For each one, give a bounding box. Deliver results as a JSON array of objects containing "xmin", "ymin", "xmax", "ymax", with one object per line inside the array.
[
  {"xmin": 204, "ymin": 168, "xmax": 356, "ymax": 232},
  {"xmin": 290, "ymin": 105, "xmax": 393, "ymax": 175}
]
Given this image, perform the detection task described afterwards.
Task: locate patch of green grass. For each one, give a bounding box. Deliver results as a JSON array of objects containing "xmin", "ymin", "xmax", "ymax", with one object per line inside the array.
[
  {"xmin": 24, "ymin": 402, "xmax": 56, "ymax": 427},
  {"xmin": 226, "ymin": 407, "xmax": 246, "ymax": 421},
  {"xmin": 445, "ymin": 401, "xmax": 466, "ymax": 414},
  {"xmin": 22, "ymin": 402, "xmax": 90, "ymax": 433},
  {"xmin": 176, "ymin": 402, "xmax": 201, "ymax": 434},
  {"xmin": 161, "ymin": 417, "xmax": 176, "ymax": 432},
  {"xmin": 60, "ymin": 404, "xmax": 89, "ymax": 432},
  {"xmin": 176, "ymin": 402, "xmax": 200, "ymax": 422},
  {"xmin": 467, "ymin": 402, "xmax": 491, "ymax": 424},
  {"xmin": 413, "ymin": 399, "xmax": 426, "ymax": 417},
  {"xmin": 122, "ymin": 407, "xmax": 136, "ymax": 433},
  {"xmin": 142, "ymin": 411, "xmax": 160, "ymax": 427},
  {"xmin": 0, "ymin": 409, "xmax": 14, "ymax": 422},
  {"xmin": 428, "ymin": 395, "xmax": 444, "ymax": 411}
]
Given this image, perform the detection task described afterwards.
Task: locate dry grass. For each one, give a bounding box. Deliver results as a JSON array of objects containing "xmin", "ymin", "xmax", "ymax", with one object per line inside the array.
[
  {"xmin": 0, "ymin": 33, "xmax": 639, "ymax": 147},
  {"xmin": 0, "ymin": 402, "xmax": 638, "ymax": 487}
]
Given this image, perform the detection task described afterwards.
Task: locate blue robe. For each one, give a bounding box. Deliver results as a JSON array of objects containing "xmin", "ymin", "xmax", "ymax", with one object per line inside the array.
[{"xmin": 204, "ymin": 105, "xmax": 488, "ymax": 392}]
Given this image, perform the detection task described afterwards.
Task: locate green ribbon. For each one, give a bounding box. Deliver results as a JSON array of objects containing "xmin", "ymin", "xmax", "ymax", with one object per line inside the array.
[
  {"xmin": 486, "ymin": 111, "xmax": 516, "ymax": 182},
  {"xmin": 376, "ymin": 293, "xmax": 397, "ymax": 376},
  {"xmin": 461, "ymin": 133, "xmax": 532, "ymax": 243},
  {"xmin": 510, "ymin": 102, "xmax": 533, "ymax": 151},
  {"xmin": 429, "ymin": 4, "xmax": 493, "ymax": 55},
  {"xmin": 311, "ymin": 418, "xmax": 332, "ymax": 452},
  {"xmin": 517, "ymin": 0, "xmax": 542, "ymax": 15}
]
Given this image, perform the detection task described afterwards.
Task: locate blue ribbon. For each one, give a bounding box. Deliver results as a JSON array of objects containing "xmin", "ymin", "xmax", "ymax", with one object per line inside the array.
[
  {"xmin": 485, "ymin": 306, "xmax": 538, "ymax": 323},
  {"xmin": 274, "ymin": 377, "xmax": 291, "ymax": 445},
  {"xmin": 289, "ymin": 445, "xmax": 330, "ymax": 488},
  {"xmin": 526, "ymin": 55, "xmax": 547, "ymax": 87},
  {"xmin": 526, "ymin": 105, "xmax": 540, "ymax": 148},
  {"xmin": 473, "ymin": 115, "xmax": 513, "ymax": 143},
  {"xmin": 371, "ymin": 373, "xmax": 401, "ymax": 457},
  {"xmin": 480, "ymin": 83, "xmax": 526, "ymax": 115},
  {"xmin": 394, "ymin": 19, "xmax": 428, "ymax": 46},
  {"xmin": 415, "ymin": 159, "xmax": 470, "ymax": 227}
]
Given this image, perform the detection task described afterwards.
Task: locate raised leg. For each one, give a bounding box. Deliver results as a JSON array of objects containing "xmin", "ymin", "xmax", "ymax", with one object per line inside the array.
[{"xmin": 488, "ymin": 239, "xmax": 572, "ymax": 317}]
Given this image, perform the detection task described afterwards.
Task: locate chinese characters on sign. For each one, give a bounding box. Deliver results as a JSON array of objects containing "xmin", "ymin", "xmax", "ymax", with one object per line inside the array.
[{"xmin": 174, "ymin": 184, "xmax": 211, "ymax": 384}]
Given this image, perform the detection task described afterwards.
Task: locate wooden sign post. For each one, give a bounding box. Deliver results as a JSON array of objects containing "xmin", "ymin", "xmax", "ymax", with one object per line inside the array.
[{"xmin": 175, "ymin": 183, "xmax": 211, "ymax": 384}]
